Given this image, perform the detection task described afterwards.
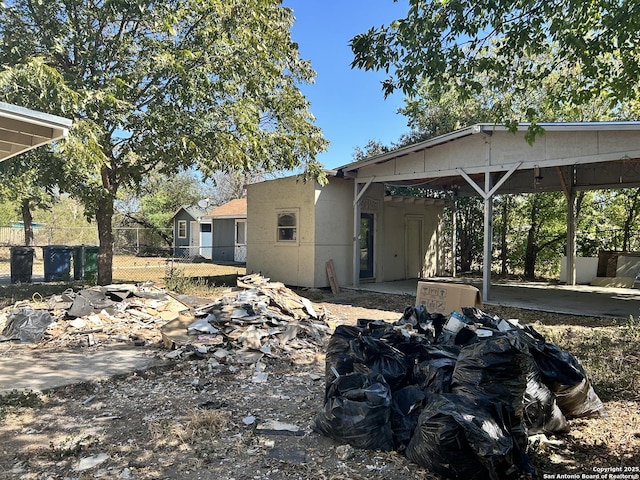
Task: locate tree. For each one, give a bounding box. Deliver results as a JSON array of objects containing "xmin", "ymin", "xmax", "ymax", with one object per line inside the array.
[
  {"xmin": 0, "ymin": 0, "xmax": 327, "ymax": 284},
  {"xmin": 205, "ymin": 171, "xmax": 267, "ymax": 206},
  {"xmin": 116, "ymin": 170, "xmax": 205, "ymax": 247},
  {"xmin": 351, "ymin": 0, "xmax": 640, "ymax": 138},
  {"xmin": 352, "ymin": 139, "xmax": 392, "ymax": 161},
  {"xmin": 0, "ymin": 59, "xmax": 80, "ymax": 245},
  {"xmin": 0, "ymin": 151, "xmax": 62, "ymax": 246}
]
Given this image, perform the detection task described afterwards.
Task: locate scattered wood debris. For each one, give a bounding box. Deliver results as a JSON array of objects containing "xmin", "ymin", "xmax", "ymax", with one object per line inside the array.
[
  {"xmin": 0, "ymin": 275, "xmax": 331, "ymax": 366},
  {"xmin": 161, "ymin": 274, "xmax": 330, "ymax": 367},
  {"xmin": 0, "ymin": 283, "xmax": 189, "ymax": 348}
]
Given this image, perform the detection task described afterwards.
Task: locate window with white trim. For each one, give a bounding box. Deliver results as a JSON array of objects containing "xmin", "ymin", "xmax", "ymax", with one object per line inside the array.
[
  {"xmin": 277, "ymin": 210, "xmax": 297, "ymax": 242},
  {"xmin": 177, "ymin": 220, "xmax": 187, "ymax": 238}
]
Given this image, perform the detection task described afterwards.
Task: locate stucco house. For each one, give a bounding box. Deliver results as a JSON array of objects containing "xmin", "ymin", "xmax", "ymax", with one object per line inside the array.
[
  {"xmin": 246, "ymin": 175, "xmax": 445, "ymax": 289},
  {"xmin": 172, "ymin": 205, "xmax": 212, "ymax": 259},
  {"xmin": 202, "ymin": 198, "xmax": 247, "ymax": 263}
]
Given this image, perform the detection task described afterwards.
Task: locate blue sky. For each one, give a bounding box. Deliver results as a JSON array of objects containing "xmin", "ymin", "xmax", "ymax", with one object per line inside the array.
[{"xmin": 283, "ymin": 0, "xmax": 410, "ymax": 169}]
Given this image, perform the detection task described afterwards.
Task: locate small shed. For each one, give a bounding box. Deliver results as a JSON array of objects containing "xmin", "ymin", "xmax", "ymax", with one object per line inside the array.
[
  {"xmin": 247, "ymin": 175, "xmax": 445, "ymax": 289},
  {"xmin": 172, "ymin": 205, "xmax": 212, "ymax": 259},
  {"xmin": 202, "ymin": 198, "xmax": 247, "ymax": 263}
]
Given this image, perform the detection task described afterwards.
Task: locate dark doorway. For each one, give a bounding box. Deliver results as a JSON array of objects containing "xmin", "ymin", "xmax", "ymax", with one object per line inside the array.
[{"xmin": 360, "ymin": 213, "xmax": 374, "ymax": 279}]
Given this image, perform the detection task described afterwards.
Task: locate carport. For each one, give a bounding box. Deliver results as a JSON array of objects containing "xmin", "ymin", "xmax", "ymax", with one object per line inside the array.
[
  {"xmin": 337, "ymin": 122, "xmax": 640, "ymax": 302},
  {"xmin": 0, "ymin": 101, "xmax": 72, "ymax": 161}
]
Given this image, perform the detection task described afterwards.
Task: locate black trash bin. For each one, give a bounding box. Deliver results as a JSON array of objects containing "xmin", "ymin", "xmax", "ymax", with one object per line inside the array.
[
  {"xmin": 10, "ymin": 246, "xmax": 35, "ymax": 283},
  {"xmin": 42, "ymin": 245, "xmax": 73, "ymax": 282}
]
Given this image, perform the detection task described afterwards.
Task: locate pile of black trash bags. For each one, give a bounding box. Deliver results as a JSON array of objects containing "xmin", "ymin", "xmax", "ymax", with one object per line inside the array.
[{"xmin": 314, "ymin": 305, "xmax": 606, "ymax": 480}]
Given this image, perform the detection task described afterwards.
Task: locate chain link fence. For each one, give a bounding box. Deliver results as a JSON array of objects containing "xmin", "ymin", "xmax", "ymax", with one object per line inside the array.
[{"xmin": 0, "ymin": 226, "xmax": 245, "ymax": 284}]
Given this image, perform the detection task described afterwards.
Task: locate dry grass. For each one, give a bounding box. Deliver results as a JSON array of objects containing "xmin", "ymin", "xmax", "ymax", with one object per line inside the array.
[
  {"xmin": 535, "ymin": 318, "xmax": 640, "ymax": 402},
  {"xmin": 148, "ymin": 408, "xmax": 232, "ymax": 449}
]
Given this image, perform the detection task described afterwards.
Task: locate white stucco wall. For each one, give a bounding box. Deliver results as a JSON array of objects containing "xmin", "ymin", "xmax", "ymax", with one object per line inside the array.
[
  {"xmin": 247, "ymin": 175, "xmax": 444, "ymax": 288},
  {"xmin": 313, "ymin": 177, "xmax": 354, "ymax": 288},
  {"xmin": 380, "ymin": 197, "xmax": 443, "ymax": 281},
  {"xmin": 247, "ymin": 176, "xmax": 317, "ymax": 287}
]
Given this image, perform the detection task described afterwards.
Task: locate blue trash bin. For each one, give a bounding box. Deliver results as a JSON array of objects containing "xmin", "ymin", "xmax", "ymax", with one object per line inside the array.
[{"xmin": 42, "ymin": 245, "xmax": 73, "ymax": 282}]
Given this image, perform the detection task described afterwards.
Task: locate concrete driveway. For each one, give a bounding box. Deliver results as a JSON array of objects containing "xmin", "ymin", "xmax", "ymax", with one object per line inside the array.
[{"xmin": 353, "ymin": 278, "xmax": 640, "ymax": 319}]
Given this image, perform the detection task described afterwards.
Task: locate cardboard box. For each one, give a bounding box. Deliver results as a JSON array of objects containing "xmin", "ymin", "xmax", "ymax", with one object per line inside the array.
[{"xmin": 416, "ymin": 281, "xmax": 482, "ymax": 314}]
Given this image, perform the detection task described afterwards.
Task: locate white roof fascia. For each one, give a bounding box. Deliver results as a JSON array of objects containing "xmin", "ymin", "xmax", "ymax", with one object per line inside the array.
[
  {"xmin": 209, "ymin": 214, "xmax": 247, "ymax": 220},
  {"xmin": 0, "ymin": 102, "xmax": 73, "ymax": 162},
  {"xmin": 338, "ymin": 122, "xmax": 640, "ymax": 174}
]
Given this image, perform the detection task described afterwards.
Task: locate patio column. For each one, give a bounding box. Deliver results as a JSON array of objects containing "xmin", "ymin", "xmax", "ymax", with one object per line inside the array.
[
  {"xmin": 457, "ymin": 162, "xmax": 521, "ymax": 303},
  {"xmin": 482, "ymin": 173, "xmax": 493, "ymax": 303},
  {"xmin": 560, "ymin": 166, "xmax": 577, "ymax": 285}
]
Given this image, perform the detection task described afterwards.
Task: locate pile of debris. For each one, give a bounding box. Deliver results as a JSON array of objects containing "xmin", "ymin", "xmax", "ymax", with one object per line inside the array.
[
  {"xmin": 0, "ymin": 275, "xmax": 331, "ymax": 374},
  {"xmin": 160, "ymin": 274, "xmax": 330, "ymax": 374},
  {"xmin": 0, "ymin": 284, "xmax": 186, "ymax": 347},
  {"xmin": 315, "ymin": 305, "xmax": 606, "ymax": 480}
]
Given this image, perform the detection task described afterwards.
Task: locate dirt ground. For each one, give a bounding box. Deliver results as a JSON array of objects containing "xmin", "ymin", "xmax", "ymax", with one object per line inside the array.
[{"xmin": 0, "ymin": 288, "xmax": 638, "ymax": 480}]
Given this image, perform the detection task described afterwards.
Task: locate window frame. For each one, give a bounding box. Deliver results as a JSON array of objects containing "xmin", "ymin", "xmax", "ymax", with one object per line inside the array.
[
  {"xmin": 177, "ymin": 220, "xmax": 187, "ymax": 239},
  {"xmin": 276, "ymin": 209, "xmax": 299, "ymax": 245}
]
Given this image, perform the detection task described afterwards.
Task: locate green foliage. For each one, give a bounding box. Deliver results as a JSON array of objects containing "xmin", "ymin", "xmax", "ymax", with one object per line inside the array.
[
  {"xmin": 351, "ymin": 0, "xmax": 640, "ymax": 135},
  {"xmin": 119, "ymin": 170, "xmax": 205, "ymax": 230},
  {"xmin": 352, "ymin": 139, "xmax": 392, "ymax": 161},
  {"xmin": 501, "ymin": 193, "xmax": 564, "ymax": 278},
  {"xmin": 0, "ymin": 200, "xmax": 18, "ymax": 225},
  {"xmin": 0, "ymin": 0, "xmax": 328, "ymax": 283}
]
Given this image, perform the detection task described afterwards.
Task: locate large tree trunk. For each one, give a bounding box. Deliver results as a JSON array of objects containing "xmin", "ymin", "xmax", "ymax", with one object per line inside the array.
[
  {"xmin": 96, "ymin": 195, "xmax": 114, "ymax": 285},
  {"xmin": 524, "ymin": 196, "xmax": 540, "ymax": 280},
  {"xmin": 20, "ymin": 198, "xmax": 34, "ymax": 246},
  {"xmin": 500, "ymin": 196, "xmax": 509, "ymax": 276},
  {"xmin": 524, "ymin": 226, "xmax": 537, "ymax": 279},
  {"xmin": 622, "ymin": 189, "xmax": 640, "ymax": 251}
]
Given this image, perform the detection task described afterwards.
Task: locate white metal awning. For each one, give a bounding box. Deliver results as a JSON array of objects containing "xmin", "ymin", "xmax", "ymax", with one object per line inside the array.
[
  {"xmin": 337, "ymin": 122, "xmax": 640, "ymax": 300},
  {"xmin": 0, "ymin": 101, "xmax": 72, "ymax": 162}
]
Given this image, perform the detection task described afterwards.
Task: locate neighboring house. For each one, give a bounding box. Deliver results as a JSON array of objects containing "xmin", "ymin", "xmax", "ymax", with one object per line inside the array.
[
  {"xmin": 172, "ymin": 205, "xmax": 212, "ymax": 259},
  {"xmin": 202, "ymin": 198, "xmax": 247, "ymax": 263},
  {"xmin": 247, "ymin": 175, "xmax": 445, "ymax": 289}
]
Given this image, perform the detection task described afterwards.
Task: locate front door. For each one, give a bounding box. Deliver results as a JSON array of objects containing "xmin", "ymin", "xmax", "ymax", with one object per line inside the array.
[
  {"xmin": 360, "ymin": 213, "xmax": 374, "ymax": 279},
  {"xmin": 189, "ymin": 221, "xmax": 199, "ymax": 257},
  {"xmin": 405, "ymin": 215, "xmax": 424, "ymax": 278},
  {"xmin": 234, "ymin": 220, "xmax": 247, "ymax": 263},
  {"xmin": 199, "ymin": 223, "xmax": 212, "ymax": 259}
]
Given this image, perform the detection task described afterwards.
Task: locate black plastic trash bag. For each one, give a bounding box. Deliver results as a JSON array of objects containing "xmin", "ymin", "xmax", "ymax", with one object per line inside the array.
[
  {"xmin": 0, "ymin": 308, "xmax": 53, "ymax": 343},
  {"xmin": 411, "ymin": 344, "xmax": 459, "ymax": 394},
  {"xmin": 356, "ymin": 318, "xmax": 394, "ymax": 338},
  {"xmin": 324, "ymin": 325, "xmax": 364, "ymax": 398},
  {"xmin": 315, "ymin": 372, "xmax": 394, "ymax": 451},
  {"xmin": 349, "ymin": 335, "xmax": 409, "ymax": 391},
  {"xmin": 390, "ymin": 385, "xmax": 426, "ymax": 450},
  {"xmin": 451, "ymin": 334, "xmax": 531, "ymax": 417},
  {"xmin": 554, "ymin": 372, "xmax": 606, "ymax": 418},
  {"xmin": 529, "ymin": 340, "xmax": 585, "ymax": 387},
  {"xmin": 523, "ymin": 368, "xmax": 569, "ymax": 434},
  {"xmin": 523, "ymin": 328, "xmax": 605, "ymax": 418},
  {"xmin": 395, "ymin": 305, "xmax": 447, "ymax": 341},
  {"xmin": 406, "ymin": 394, "xmax": 523, "ymax": 480}
]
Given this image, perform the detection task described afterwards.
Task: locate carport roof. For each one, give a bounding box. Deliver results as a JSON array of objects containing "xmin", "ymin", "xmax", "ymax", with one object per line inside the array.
[
  {"xmin": 0, "ymin": 101, "xmax": 72, "ymax": 162},
  {"xmin": 336, "ymin": 121, "xmax": 640, "ymax": 196}
]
